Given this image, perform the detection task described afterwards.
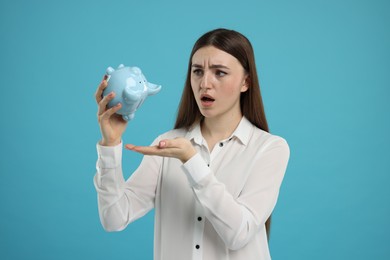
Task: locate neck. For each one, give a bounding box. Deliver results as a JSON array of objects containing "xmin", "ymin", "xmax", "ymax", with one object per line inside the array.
[{"xmin": 201, "ymin": 112, "xmax": 243, "ymax": 141}]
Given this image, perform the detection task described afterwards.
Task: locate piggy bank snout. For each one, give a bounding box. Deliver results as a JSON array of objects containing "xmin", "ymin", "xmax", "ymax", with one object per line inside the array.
[{"xmin": 147, "ymin": 83, "xmax": 162, "ymax": 96}]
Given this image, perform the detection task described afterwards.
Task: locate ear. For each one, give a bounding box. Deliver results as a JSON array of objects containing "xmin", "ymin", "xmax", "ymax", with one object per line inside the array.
[{"xmin": 240, "ymin": 75, "xmax": 249, "ymax": 93}]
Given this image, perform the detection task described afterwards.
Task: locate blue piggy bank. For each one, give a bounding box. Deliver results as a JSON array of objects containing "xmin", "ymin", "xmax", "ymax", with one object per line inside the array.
[{"xmin": 103, "ymin": 64, "xmax": 162, "ymax": 121}]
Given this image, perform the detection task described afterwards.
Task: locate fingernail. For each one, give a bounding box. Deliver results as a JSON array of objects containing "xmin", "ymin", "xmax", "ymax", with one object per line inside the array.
[{"xmin": 159, "ymin": 141, "xmax": 166, "ymax": 147}]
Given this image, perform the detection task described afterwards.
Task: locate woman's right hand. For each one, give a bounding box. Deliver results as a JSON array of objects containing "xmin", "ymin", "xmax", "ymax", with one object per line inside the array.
[{"xmin": 95, "ymin": 75, "xmax": 128, "ymax": 146}]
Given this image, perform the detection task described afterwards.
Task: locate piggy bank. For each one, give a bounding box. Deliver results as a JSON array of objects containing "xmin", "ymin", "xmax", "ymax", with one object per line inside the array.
[{"xmin": 103, "ymin": 64, "xmax": 162, "ymax": 121}]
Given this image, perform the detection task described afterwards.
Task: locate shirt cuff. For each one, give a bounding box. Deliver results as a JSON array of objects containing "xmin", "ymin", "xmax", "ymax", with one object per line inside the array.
[
  {"xmin": 96, "ymin": 141, "xmax": 122, "ymax": 169},
  {"xmin": 181, "ymin": 153, "xmax": 211, "ymax": 186}
]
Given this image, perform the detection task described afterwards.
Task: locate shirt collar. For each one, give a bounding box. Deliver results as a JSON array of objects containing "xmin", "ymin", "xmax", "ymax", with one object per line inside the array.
[
  {"xmin": 186, "ymin": 122, "xmax": 203, "ymax": 146},
  {"xmin": 232, "ymin": 116, "xmax": 252, "ymax": 145},
  {"xmin": 185, "ymin": 116, "xmax": 253, "ymax": 146}
]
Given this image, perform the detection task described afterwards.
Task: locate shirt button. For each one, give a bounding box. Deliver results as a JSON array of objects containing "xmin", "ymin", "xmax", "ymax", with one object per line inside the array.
[
  {"xmin": 219, "ymin": 142, "xmax": 223, "ymax": 147},
  {"xmin": 197, "ymin": 216, "xmax": 202, "ymax": 221},
  {"xmin": 195, "ymin": 245, "xmax": 200, "ymax": 249}
]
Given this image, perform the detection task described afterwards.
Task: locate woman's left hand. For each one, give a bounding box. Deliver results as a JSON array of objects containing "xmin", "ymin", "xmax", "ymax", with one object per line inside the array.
[{"xmin": 125, "ymin": 138, "xmax": 197, "ymax": 163}]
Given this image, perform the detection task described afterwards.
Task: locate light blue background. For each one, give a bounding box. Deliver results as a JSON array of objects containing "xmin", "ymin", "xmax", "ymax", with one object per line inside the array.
[{"xmin": 1, "ymin": 0, "xmax": 389, "ymax": 259}]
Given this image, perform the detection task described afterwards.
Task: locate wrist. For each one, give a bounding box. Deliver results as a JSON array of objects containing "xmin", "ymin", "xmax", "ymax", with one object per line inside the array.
[
  {"xmin": 100, "ymin": 139, "xmax": 121, "ymax": 147},
  {"xmin": 181, "ymin": 148, "xmax": 197, "ymax": 163}
]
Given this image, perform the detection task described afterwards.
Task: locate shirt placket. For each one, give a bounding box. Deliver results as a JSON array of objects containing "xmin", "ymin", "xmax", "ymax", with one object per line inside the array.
[
  {"xmin": 209, "ymin": 137, "xmax": 232, "ymax": 164},
  {"xmin": 192, "ymin": 200, "xmax": 205, "ymax": 260},
  {"xmin": 191, "ymin": 143, "xmax": 209, "ymax": 260},
  {"xmin": 191, "ymin": 139, "xmax": 231, "ymax": 260}
]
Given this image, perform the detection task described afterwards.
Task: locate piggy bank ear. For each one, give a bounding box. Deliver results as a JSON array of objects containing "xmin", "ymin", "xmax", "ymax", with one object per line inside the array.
[{"xmin": 130, "ymin": 67, "xmax": 142, "ymax": 75}]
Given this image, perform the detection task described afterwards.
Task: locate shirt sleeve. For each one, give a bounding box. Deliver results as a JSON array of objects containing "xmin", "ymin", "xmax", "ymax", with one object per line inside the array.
[
  {"xmin": 94, "ymin": 140, "xmax": 162, "ymax": 232},
  {"xmin": 181, "ymin": 137, "xmax": 290, "ymax": 250}
]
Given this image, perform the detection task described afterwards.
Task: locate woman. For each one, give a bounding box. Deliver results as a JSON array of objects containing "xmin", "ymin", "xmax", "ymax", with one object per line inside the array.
[{"xmin": 94, "ymin": 28, "xmax": 290, "ymax": 260}]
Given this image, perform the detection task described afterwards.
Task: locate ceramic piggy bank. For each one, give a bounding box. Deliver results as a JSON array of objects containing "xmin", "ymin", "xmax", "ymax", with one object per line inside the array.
[{"xmin": 103, "ymin": 64, "xmax": 162, "ymax": 121}]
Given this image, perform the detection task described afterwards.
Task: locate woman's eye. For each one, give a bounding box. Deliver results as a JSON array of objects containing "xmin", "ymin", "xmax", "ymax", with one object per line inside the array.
[
  {"xmin": 192, "ymin": 69, "xmax": 203, "ymax": 76},
  {"xmin": 216, "ymin": 70, "xmax": 227, "ymax": 77}
]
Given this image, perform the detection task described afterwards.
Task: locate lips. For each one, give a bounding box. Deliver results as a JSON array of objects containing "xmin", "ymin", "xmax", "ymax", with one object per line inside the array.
[
  {"xmin": 201, "ymin": 94, "xmax": 215, "ymax": 101},
  {"xmin": 200, "ymin": 94, "xmax": 215, "ymax": 107}
]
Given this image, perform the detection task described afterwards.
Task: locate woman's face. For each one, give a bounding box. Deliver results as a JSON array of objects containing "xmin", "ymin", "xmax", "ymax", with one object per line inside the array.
[{"xmin": 191, "ymin": 46, "xmax": 248, "ymax": 120}]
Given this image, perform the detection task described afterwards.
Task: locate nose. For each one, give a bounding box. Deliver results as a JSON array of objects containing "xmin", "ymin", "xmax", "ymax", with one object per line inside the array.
[{"xmin": 200, "ymin": 71, "xmax": 211, "ymax": 90}]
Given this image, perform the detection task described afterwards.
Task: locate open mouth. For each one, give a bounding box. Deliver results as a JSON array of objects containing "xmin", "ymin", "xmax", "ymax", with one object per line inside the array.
[
  {"xmin": 200, "ymin": 94, "xmax": 215, "ymax": 107},
  {"xmin": 201, "ymin": 96, "xmax": 215, "ymax": 102}
]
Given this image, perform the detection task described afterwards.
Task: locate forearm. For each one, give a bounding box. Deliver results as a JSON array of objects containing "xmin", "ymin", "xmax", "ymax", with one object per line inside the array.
[
  {"xmin": 94, "ymin": 141, "xmax": 160, "ymax": 231},
  {"xmin": 195, "ymin": 174, "xmax": 261, "ymax": 250},
  {"xmin": 182, "ymin": 154, "xmax": 261, "ymax": 250},
  {"xmin": 181, "ymin": 139, "xmax": 289, "ymax": 251},
  {"xmin": 94, "ymin": 143, "xmax": 130, "ymax": 231}
]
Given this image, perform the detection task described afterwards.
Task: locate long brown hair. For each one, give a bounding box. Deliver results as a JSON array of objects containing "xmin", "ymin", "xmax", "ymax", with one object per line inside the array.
[{"xmin": 174, "ymin": 28, "xmax": 272, "ymax": 238}]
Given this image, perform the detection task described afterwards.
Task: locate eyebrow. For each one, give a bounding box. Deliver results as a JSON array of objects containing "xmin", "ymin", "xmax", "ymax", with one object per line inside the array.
[{"xmin": 191, "ymin": 64, "xmax": 230, "ymax": 70}]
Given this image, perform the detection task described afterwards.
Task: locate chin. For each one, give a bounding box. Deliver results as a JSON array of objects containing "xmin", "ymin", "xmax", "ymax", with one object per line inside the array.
[{"xmin": 199, "ymin": 110, "xmax": 218, "ymax": 119}]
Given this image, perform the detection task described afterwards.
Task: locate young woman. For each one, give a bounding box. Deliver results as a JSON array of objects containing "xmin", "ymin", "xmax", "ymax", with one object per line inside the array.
[{"xmin": 94, "ymin": 28, "xmax": 290, "ymax": 260}]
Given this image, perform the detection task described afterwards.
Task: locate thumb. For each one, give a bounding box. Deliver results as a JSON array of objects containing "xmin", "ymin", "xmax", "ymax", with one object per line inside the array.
[
  {"xmin": 158, "ymin": 139, "xmax": 180, "ymax": 148},
  {"xmin": 158, "ymin": 140, "xmax": 168, "ymax": 148}
]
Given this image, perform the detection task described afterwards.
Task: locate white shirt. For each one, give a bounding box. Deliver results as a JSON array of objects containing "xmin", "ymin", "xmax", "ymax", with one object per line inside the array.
[{"xmin": 94, "ymin": 117, "xmax": 290, "ymax": 260}]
